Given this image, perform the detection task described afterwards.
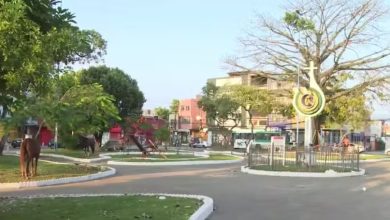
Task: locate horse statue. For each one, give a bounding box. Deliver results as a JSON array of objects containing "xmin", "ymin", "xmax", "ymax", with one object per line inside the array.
[
  {"xmin": 78, "ymin": 134, "xmax": 96, "ymax": 156},
  {"xmin": 19, "ymin": 136, "xmax": 41, "ymax": 179}
]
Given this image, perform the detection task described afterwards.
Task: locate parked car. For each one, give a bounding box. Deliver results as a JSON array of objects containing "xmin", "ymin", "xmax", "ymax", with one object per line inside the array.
[
  {"xmin": 385, "ymin": 148, "xmax": 390, "ymax": 155},
  {"xmin": 10, "ymin": 138, "xmax": 23, "ymax": 148},
  {"xmin": 48, "ymin": 139, "xmax": 64, "ymax": 149},
  {"xmin": 348, "ymin": 143, "xmax": 365, "ymax": 153}
]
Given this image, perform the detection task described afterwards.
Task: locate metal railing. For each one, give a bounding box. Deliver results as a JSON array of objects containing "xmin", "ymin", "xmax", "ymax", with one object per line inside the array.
[{"xmin": 247, "ymin": 144, "xmax": 360, "ymax": 173}]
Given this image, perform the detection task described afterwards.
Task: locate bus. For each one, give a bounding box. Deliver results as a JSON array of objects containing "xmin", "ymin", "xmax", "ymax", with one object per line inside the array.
[{"xmin": 232, "ymin": 129, "xmax": 290, "ymax": 149}]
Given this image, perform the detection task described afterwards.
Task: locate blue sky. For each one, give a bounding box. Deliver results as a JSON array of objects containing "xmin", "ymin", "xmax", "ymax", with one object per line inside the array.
[{"xmin": 63, "ymin": 0, "xmax": 389, "ymax": 118}]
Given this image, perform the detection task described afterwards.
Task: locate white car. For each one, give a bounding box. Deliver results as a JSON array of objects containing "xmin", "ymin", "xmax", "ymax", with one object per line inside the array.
[
  {"xmin": 349, "ymin": 143, "xmax": 365, "ymax": 153},
  {"xmin": 385, "ymin": 148, "xmax": 390, "ymax": 155},
  {"xmin": 192, "ymin": 141, "xmax": 209, "ymax": 148}
]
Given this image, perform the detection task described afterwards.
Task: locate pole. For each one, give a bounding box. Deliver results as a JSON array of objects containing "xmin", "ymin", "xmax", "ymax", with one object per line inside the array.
[{"xmin": 296, "ymin": 30, "xmax": 301, "ymax": 147}]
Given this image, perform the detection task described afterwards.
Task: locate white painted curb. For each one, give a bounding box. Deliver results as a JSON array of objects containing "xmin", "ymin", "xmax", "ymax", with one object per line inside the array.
[
  {"xmin": 40, "ymin": 153, "xmax": 110, "ymax": 163},
  {"xmin": 0, "ymin": 193, "xmax": 213, "ymax": 220},
  {"xmin": 15, "ymin": 151, "xmax": 111, "ymax": 163},
  {"xmin": 241, "ymin": 166, "xmax": 365, "ymax": 178},
  {"xmin": 101, "ymin": 152, "xmax": 243, "ymax": 166},
  {"xmin": 0, "ymin": 159, "xmax": 116, "ymax": 189}
]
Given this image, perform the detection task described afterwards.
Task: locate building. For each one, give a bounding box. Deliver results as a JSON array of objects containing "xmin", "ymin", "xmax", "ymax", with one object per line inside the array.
[
  {"xmin": 168, "ymin": 96, "xmax": 207, "ymax": 144},
  {"xmin": 142, "ymin": 109, "xmax": 156, "ymax": 117},
  {"xmin": 207, "ymin": 71, "xmax": 295, "ymax": 131}
]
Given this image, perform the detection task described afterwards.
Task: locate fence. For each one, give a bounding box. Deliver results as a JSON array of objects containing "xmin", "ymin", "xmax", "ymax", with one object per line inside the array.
[{"xmin": 247, "ymin": 144, "xmax": 360, "ymax": 173}]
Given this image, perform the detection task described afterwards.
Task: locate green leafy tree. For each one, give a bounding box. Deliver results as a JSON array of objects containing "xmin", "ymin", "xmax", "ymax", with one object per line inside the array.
[
  {"xmin": 0, "ymin": 0, "xmax": 106, "ymax": 154},
  {"xmin": 198, "ymin": 82, "xmax": 241, "ymax": 129},
  {"xmin": 79, "ymin": 66, "xmax": 145, "ymax": 118},
  {"xmin": 221, "ymin": 85, "xmax": 276, "ymax": 140},
  {"xmin": 169, "ymin": 99, "xmax": 180, "ymax": 114},
  {"xmin": 78, "ymin": 65, "xmax": 146, "ymax": 143},
  {"xmin": 155, "ymin": 107, "xmax": 170, "ymax": 120},
  {"xmin": 4, "ymin": 82, "xmax": 120, "ymax": 149},
  {"xmin": 169, "ymin": 99, "xmax": 180, "ymax": 129},
  {"xmin": 153, "ymin": 126, "xmax": 170, "ymax": 150},
  {"xmin": 226, "ymin": 0, "xmax": 387, "ymax": 142}
]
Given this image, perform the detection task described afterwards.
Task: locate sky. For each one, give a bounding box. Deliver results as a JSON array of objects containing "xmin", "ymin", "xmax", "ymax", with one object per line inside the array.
[{"xmin": 62, "ymin": 0, "xmax": 390, "ymax": 119}]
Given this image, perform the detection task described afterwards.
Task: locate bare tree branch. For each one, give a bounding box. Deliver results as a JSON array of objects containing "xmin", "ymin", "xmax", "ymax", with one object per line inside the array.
[{"xmin": 226, "ymin": 0, "xmax": 390, "ymax": 105}]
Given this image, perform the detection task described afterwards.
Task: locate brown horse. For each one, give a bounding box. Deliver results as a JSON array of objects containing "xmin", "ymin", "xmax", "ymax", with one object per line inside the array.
[{"xmin": 19, "ymin": 138, "xmax": 41, "ymax": 179}]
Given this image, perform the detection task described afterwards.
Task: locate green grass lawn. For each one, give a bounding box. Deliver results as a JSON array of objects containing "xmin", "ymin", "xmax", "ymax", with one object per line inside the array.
[
  {"xmin": 359, "ymin": 154, "xmax": 390, "ymax": 160},
  {"xmin": 111, "ymin": 154, "xmax": 239, "ymax": 162},
  {"xmin": 251, "ymin": 164, "xmax": 355, "ymax": 173},
  {"xmin": 41, "ymin": 149, "xmax": 100, "ymax": 158},
  {"xmin": 0, "ymin": 155, "xmax": 103, "ymax": 183},
  {"xmin": 0, "ymin": 195, "xmax": 202, "ymax": 220}
]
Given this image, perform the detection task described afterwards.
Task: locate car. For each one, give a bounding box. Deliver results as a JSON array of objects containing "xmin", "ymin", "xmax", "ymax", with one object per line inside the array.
[
  {"xmin": 385, "ymin": 148, "xmax": 390, "ymax": 155},
  {"xmin": 192, "ymin": 141, "xmax": 209, "ymax": 148},
  {"xmin": 48, "ymin": 139, "xmax": 64, "ymax": 149},
  {"xmin": 348, "ymin": 143, "xmax": 365, "ymax": 153},
  {"xmin": 10, "ymin": 138, "xmax": 23, "ymax": 148}
]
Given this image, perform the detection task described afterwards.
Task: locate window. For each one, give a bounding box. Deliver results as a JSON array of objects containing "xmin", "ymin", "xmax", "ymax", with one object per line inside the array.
[
  {"xmin": 259, "ymin": 120, "xmax": 267, "ymax": 125},
  {"xmin": 180, "ymin": 106, "xmax": 184, "ymax": 111},
  {"xmin": 185, "ymin": 106, "xmax": 190, "ymax": 111},
  {"xmin": 147, "ymin": 110, "xmax": 151, "ymax": 115},
  {"xmin": 181, "ymin": 118, "xmax": 191, "ymax": 124}
]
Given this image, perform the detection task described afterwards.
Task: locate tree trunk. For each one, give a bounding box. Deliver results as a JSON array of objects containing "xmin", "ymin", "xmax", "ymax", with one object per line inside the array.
[
  {"xmin": 248, "ymin": 111, "xmax": 254, "ymax": 140},
  {"xmin": 313, "ymin": 117, "xmax": 322, "ymax": 146},
  {"xmin": 0, "ymin": 133, "xmax": 10, "ymax": 155}
]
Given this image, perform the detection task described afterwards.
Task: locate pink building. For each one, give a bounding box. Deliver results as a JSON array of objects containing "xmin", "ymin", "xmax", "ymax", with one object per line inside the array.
[{"xmin": 177, "ymin": 96, "xmax": 206, "ymax": 136}]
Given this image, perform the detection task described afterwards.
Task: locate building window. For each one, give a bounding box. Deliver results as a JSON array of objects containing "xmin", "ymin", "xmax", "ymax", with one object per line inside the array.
[
  {"xmin": 259, "ymin": 120, "xmax": 267, "ymax": 125},
  {"xmin": 185, "ymin": 106, "xmax": 190, "ymax": 111},
  {"xmin": 180, "ymin": 106, "xmax": 184, "ymax": 111},
  {"xmin": 181, "ymin": 118, "xmax": 191, "ymax": 124},
  {"xmin": 147, "ymin": 110, "xmax": 151, "ymax": 115}
]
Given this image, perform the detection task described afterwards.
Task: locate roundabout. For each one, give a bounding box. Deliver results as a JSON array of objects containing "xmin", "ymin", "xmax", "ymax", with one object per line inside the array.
[{"xmin": 100, "ymin": 152, "xmax": 243, "ymax": 166}]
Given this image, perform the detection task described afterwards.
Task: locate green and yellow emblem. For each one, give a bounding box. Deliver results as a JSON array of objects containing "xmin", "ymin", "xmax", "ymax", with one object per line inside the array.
[{"xmin": 292, "ymin": 61, "xmax": 325, "ymax": 117}]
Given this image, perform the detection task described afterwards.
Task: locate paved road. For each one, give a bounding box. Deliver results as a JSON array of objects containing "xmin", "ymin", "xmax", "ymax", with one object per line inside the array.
[{"xmin": 1, "ymin": 160, "xmax": 390, "ymax": 219}]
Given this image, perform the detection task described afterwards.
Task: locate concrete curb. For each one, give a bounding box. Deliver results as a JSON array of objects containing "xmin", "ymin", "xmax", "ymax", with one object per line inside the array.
[
  {"xmin": 15, "ymin": 151, "xmax": 111, "ymax": 163},
  {"xmin": 241, "ymin": 166, "xmax": 365, "ymax": 178},
  {"xmin": 261, "ymin": 156, "xmax": 390, "ymax": 164},
  {"xmin": 0, "ymin": 193, "xmax": 213, "ymax": 220},
  {"xmin": 40, "ymin": 153, "xmax": 110, "ymax": 163},
  {"xmin": 0, "ymin": 159, "xmax": 116, "ymax": 189},
  {"xmin": 102, "ymin": 152, "xmax": 243, "ymax": 166}
]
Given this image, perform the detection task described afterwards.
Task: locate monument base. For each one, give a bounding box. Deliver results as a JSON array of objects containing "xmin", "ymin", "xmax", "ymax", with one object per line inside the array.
[{"xmin": 303, "ymin": 117, "xmax": 317, "ymax": 165}]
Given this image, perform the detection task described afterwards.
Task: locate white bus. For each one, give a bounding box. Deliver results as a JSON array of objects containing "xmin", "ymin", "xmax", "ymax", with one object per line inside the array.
[{"xmin": 232, "ymin": 129, "xmax": 290, "ymax": 149}]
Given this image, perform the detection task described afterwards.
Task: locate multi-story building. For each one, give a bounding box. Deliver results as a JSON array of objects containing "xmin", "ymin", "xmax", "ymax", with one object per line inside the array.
[
  {"xmin": 142, "ymin": 109, "xmax": 156, "ymax": 117},
  {"xmin": 168, "ymin": 96, "xmax": 207, "ymax": 144},
  {"xmin": 207, "ymin": 71, "xmax": 296, "ymax": 131}
]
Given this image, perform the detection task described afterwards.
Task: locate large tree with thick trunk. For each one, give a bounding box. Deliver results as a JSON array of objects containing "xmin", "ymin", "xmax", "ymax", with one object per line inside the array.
[
  {"xmin": 0, "ymin": 0, "xmax": 106, "ymax": 154},
  {"xmin": 226, "ymin": 0, "xmax": 387, "ymax": 143}
]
